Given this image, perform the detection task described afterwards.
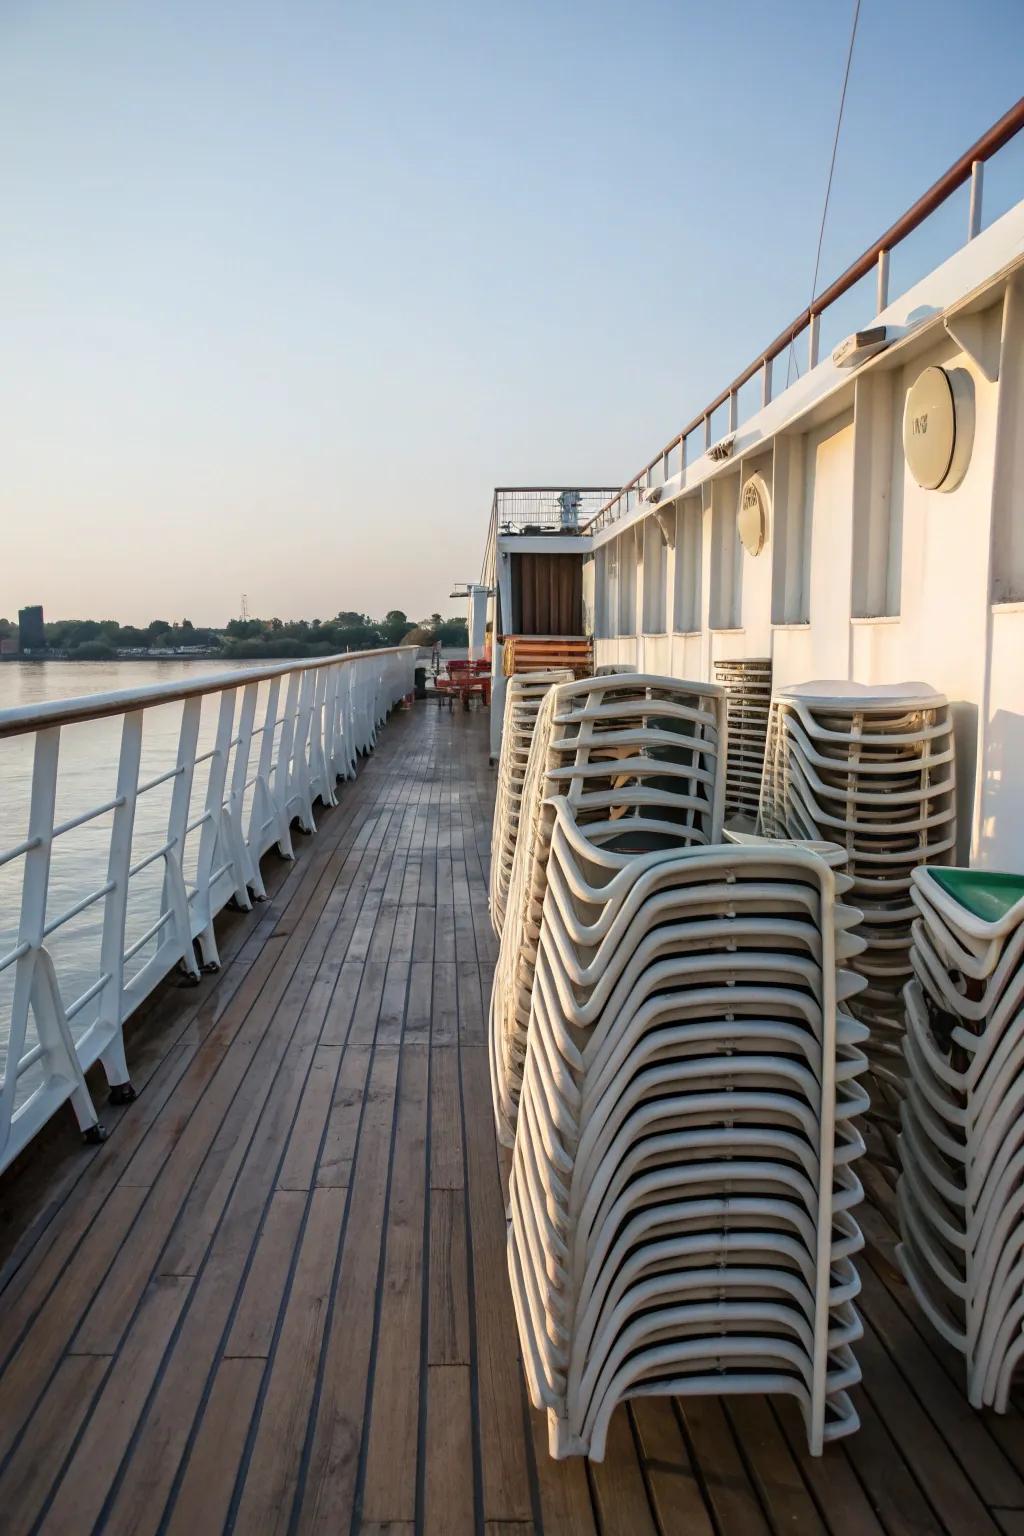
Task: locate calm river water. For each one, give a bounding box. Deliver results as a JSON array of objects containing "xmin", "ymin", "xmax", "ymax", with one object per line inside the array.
[{"xmin": 0, "ymin": 660, "xmax": 275, "ymax": 1093}]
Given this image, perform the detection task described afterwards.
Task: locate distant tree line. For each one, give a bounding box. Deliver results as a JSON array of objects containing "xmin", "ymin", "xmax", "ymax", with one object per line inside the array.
[
  {"xmin": 0, "ymin": 610, "xmax": 468, "ymax": 660},
  {"xmin": 220, "ymin": 610, "xmax": 467, "ymax": 659},
  {"xmin": 0, "ymin": 617, "xmax": 222, "ymax": 660}
]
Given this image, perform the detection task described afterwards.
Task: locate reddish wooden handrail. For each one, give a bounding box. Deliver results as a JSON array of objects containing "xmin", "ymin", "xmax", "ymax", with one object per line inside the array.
[{"xmin": 591, "ymin": 95, "xmax": 1024, "ymax": 526}]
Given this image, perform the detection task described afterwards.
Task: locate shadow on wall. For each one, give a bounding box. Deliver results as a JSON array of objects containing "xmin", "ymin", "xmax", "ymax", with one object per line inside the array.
[
  {"xmin": 950, "ymin": 701, "xmax": 978, "ymax": 867},
  {"xmin": 977, "ymin": 707, "xmax": 1024, "ymax": 871}
]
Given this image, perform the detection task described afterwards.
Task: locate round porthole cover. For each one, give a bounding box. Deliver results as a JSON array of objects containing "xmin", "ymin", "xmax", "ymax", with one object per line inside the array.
[
  {"xmin": 903, "ymin": 365, "xmax": 974, "ymax": 491},
  {"xmin": 738, "ymin": 473, "xmax": 770, "ymax": 556}
]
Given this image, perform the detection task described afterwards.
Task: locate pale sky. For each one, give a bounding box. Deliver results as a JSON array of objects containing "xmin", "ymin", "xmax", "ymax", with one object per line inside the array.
[{"xmin": 3, "ymin": 0, "xmax": 1022, "ymax": 627}]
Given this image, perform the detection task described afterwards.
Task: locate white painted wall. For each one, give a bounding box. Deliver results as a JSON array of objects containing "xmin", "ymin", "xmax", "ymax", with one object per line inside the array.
[{"xmin": 588, "ymin": 232, "xmax": 1024, "ymax": 871}]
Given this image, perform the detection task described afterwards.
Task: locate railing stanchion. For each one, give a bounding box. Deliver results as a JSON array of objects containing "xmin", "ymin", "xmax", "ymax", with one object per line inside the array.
[
  {"xmin": 969, "ymin": 159, "xmax": 984, "ymax": 239},
  {"xmin": 275, "ymin": 671, "xmax": 301, "ymax": 856},
  {"xmin": 323, "ymin": 664, "xmax": 341, "ymax": 787},
  {"xmin": 310, "ymin": 667, "xmax": 335, "ymax": 810},
  {"xmin": 96, "ymin": 711, "xmax": 144, "ymax": 1097},
  {"xmin": 224, "ymin": 681, "xmax": 259, "ymax": 907},
  {"xmin": 251, "ymin": 675, "xmax": 285, "ymax": 859},
  {"xmin": 164, "ymin": 696, "xmax": 203, "ymax": 975},
  {"xmin": 293, "ymin": 669, "xmax": 318, "ymax": 832},
  {"xmin": 194, "ymin": 689, "xmax": 237, "ymax": 968}
]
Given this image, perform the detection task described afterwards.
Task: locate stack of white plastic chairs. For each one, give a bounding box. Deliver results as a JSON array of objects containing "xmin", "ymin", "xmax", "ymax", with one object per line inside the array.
[
  {"xmin": 506, "ymin": 816, "xmax": 871, "ymax": 1457},
  {"xmin": 490, "ymin": 670, "xmax": 574, "ymax": 938},
  {"xmin": 715, "ymin": 657, "xmax": 772, "ymax": 824},
  {"xmin": 897, "ymin": 865, "xmax": 1024, "ymax": 1410},
  {"xmin": 758, "ymin": 680, "xmax": 956, "ymax": 1122},
  {"xmin": 490, "ymin": 673, "xmax": 728, "ymax": 1147}
]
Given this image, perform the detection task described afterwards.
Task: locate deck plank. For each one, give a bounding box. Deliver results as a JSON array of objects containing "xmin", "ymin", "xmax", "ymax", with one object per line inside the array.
[
  {"xmin": 428, "ymin": 1185, "xmax": 470, "ymax": 1366},
  {"xmin": 224, "ymin": 1189, "xmax": 306, "ymax": 1357},
  {"xmin": 39, "ymin": 1274, "xmax": 192, "ymax": 1534},
  {"xmin": 461, "ymin": 1042, "xmax": 535, "ymax": 1524},
  {"xmin": 361, "ymin": 1044, "xmax": 429, "ymax": 1524},
  {"xmin": 423, "ymin": 1364, "xmax": 476, "ymax": 1535},
  {"xmin": 164, "ymin": 1357, "xmax": 264, "ymax": 1536},
  {"xmin": 630, "ymin": 1399, "xmax": 716, "ymax": 1535},
  {"xmin": 293, "ymin": 1044, "xmax": 401, "ymax": 1534},
  {"xmin": 587, "ymin": 1408, "xmax": 659, "ymax": 1534},
  {"xmin": 725, "ymin": 1396, "xmax": 828, "ymax": 1536},
  {"xmin": 0, "ymin": 1353, "xmax": 108, "ymax": 1536}
]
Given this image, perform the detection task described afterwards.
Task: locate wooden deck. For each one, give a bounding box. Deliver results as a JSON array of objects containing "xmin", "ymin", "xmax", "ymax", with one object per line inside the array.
[{"xmin": 3, "ymin": 700, "xmax": 1024, "ymax": 1535}]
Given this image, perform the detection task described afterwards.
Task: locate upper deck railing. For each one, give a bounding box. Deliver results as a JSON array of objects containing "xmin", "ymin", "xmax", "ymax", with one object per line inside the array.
[
  {"xmin": 493, "ymin": 487, "xmax": 621, "ymax": 535},
  {"xmin": 587, "ymin": 96, "xmax": 1024, "ymax": 534},
  {"xmin": 0, "ymin": 646, "xmax": 416, "ymax": 1174}
]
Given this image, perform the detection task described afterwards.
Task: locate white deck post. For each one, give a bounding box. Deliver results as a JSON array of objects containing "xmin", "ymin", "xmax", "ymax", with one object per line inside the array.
[
  {"xmin": 275, "ymin": 670, "xmax": 302, "ymax": 850},
  {"xmin": 164, "ymin": 696, "xmax": 203, "ymax": 975},
  {"xmin": 224, "ymin": 680, "xmax": 259, "ymax": 906},
  {"xmin": 96, "ymin": 710, "xmax": 144, "ymax": 1094},
  {"xmin": 194, "ymin": 688, "xmax": 237, "ymax": 968}
]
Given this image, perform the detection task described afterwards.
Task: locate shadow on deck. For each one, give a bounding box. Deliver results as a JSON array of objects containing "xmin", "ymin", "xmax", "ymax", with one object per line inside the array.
[{"xmin": 1, "ymin": 701, "xmax": 1023, "ymax": 1535}]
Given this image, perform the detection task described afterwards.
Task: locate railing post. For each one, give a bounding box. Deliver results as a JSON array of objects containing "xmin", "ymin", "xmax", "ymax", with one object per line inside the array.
[
  {"xmin": 274, "ymin": 670, "xmax": 302, "ymax": 851},
  {"xmin": 323, "ymin": 664, "xmax": 341, "ymax": 786},
  {"xmin": 355, "ymin": 661, "xmax": 370, "ymax": 754},
  {"xmin": 703, "ymin": 414, "xmax": 711, "ymax": 452},
  {"xmin": 728, "ymin": 388, "xmax": 738, "ymax": 433},
  {"xmin": 968, "ymin": 159, "xmax": 984, "ymax": 239},
  {"xmin": 808, "ymin": 312, "xmax": 820, "ymax": 370},
  {"xmin": 2, "ymin": 727, "xmax": 101, "ymax": 1166},
  {"xmin": 876, "ymin": 247, "xmax": 890, "ymax": 313},
  {"xmin": 252, "ymin": 675, "xmax": 292, "ymax": 861},
  {"xmin": 339, "ymin": 667, "xmax": 356, "ymax": 779},
  {"xmin": 163, "ymin": 695, "xmax": 203, "ymax": 979},
  {"xmin": 309, "ymin": 667, "xmax": 336, "ymax": 809},
  {"xmin": 96, "ymin": 710, "xmax": 144, "ymax": 1097},
  {"xmin": 224, "ymin": 681, "xmax": 259, "ymax": 906},
  {"xmin": 292, "ymin": 668, "xmax": 318, "ymax": 833},
  {"xmin": 762, "ymin": 357, "xmax": 773, "ymax": 408},
  {"xmin": 194, "ymin": 688, "xmax": 237, "ymax": 968}
]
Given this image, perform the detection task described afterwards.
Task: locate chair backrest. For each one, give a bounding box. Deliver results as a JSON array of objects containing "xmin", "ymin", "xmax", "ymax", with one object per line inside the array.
[{"xmin": 447, "ymin": 659, "xmax": 489, "ymax": 679}]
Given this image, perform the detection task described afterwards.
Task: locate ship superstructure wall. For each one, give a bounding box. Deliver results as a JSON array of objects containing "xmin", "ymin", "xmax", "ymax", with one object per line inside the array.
[{"xmin": 583, "ymin": 204, "xmax": 1024, "ymax": 872}]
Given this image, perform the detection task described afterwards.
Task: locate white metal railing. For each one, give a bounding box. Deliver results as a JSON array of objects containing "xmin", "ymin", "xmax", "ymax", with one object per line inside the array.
[
  {"xmin": 0, "ymin": 646, "xmax": 416, "ymax": 1173},
  {"xmin": 491, "ymin": 487, "xmax": 622, "ymax": 535}
]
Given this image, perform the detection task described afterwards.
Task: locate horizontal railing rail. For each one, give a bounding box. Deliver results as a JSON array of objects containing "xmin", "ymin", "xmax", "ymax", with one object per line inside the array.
[
  {"xmin": 0, "ymin": 645, "xmax": 417, "ymax": 1174},
  {"xmin": 588, "ymin": 96, "xmax": 1024, "ymax": 533}
]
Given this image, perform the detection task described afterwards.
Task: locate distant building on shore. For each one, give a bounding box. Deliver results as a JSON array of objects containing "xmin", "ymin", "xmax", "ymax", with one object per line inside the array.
[{"xmin": 17, "ymin": 605, "xmax": 45, "ymax": 652}]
